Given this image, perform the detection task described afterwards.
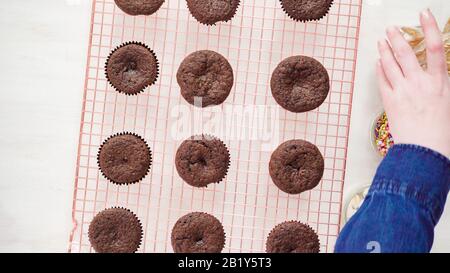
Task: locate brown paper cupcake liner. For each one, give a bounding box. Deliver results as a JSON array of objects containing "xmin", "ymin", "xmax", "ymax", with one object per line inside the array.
[
  {"xmin": 97, "ymin": 132, "xmax": 152, "ymax": 186},
  {"xmin": 266, "ymin": 220, "xmax": 320, "ymax": 253},
  {"xmin": 280, "ymin": 0, "xmax": 333, "ymax": 23},
  {"xmin": 105, "ymin": 41, "xmax": 160, "ymax": 96},
  {"xmin": 182, "ymin": 134, "xmax": 231, "ymax": 188},
  {"xmin": 186, "ymin": 0, "xmax": 241, "ymax": 26},
  {"xmin": 171, "ymin": 211, "xmax": 226, "ymax": 253},
  {"xmin": 88, "ymin": 206, "xmax": 144, "ymax": 253}
]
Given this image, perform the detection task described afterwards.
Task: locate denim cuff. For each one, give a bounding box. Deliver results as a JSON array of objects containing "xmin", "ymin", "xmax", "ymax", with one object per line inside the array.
[{"xmin": 370, "ymin": 144, "xmax": 450, "ymax": 225}]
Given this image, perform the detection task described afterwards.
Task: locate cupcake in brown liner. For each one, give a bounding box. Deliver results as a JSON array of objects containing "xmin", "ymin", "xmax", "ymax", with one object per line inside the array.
[
  {"xmin": 280, "ymin": 0, "xmax": 333, "ymax": 22},
  {"xmin": 97, "ymin": 132, "xmax": 152, "ymax": 185},
  {"xmin": 114, "ymin": 0, "xmax": 165, "ymax": 16},
  {"xmin": 88, "ymin": 207, "xmax": 143, "ymax": 253},
  {"xmin": 175, "ymin": 134, "xmax": 230, "ymax": 188},
  {"xmin": 186, "ymin": 0, "xmax": 240, "ymax": 25},
  {"xmin": 171, "ymin": 212, "xmax": 226, "ymax": 253},
  {"xmin": 105, "ymin": 41, "xmax": 159, "ymax": 95},
  {"xmin": 269, "ymin": 139, "xmax": 324, "ymax": 194},
  {"xmin": 266, "ymin": 221, "xmax": 320, "ymax": 253}
]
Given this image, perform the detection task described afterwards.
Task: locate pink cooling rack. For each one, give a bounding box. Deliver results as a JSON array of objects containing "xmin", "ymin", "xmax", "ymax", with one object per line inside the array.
[{"xmin": 69, "ymin": 0, "xmax": 362, "ymax": 253}]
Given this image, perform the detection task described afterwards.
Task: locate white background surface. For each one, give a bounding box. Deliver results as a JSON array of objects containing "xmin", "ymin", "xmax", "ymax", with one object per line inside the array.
[{"xmin": 0, "ymin": 0, "xmax": 448, "ymax": 252}]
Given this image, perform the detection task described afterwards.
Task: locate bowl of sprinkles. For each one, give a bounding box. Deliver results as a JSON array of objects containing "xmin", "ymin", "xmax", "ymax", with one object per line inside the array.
[{"xmin": 372, "ymin": 111, "xmax": 394, "ymax": 157}]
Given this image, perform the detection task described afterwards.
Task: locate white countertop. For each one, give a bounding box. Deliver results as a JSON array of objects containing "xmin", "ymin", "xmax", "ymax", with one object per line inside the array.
[{"xmin": 0, "ymin": 0, "xmax": 448, "ymax": 252}]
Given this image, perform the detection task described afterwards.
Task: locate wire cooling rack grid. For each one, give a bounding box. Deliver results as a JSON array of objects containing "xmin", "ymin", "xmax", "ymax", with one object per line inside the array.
[{"xmin": 69, "ymin": 0, "xmax": 362, "ymax": 253}]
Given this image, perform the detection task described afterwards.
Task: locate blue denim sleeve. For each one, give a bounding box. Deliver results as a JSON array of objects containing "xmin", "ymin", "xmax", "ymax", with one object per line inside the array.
[{"xmin": 335, "ymin": 144, "xmax": 450, "ymax": 253}]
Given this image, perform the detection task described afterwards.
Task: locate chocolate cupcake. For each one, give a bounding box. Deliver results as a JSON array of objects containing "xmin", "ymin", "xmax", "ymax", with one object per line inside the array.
[
  {"xmin": 186, "ymin": 0, "xmax": 240, "ymax": 25},
  {"xmin": 269, "ymin": 139, "xmax": 324, "ymax": 194},
  {"xmin": 271, "ymin": 55, "xmax": 330, "ymax": 113},
  {"xmin": 88, "ymin": 207, "xmax": 143, "ymax": 253},
  {"xmin": 171, "ymin": 212, "xmax": 226, "ymax": 253},
  {"xmin": 105, "ymin": 42, "xmax": 159, "ymax": 95},
  {"xmin": 114, "ymin": 0, "xmax": 164, "ymax": 16},
  {"xmin": 266, "ymin": 221, "xmax": 320, "ymax": 253},
  {"xmin": 177, "ymin": 50, "xmax": 233, "ymax": 107},
  {"xmin": 98, "ymin": 132, "xmax": 152, "ymax": 185},
  {"xmin": 280, "ymin": 0, "xmax": 333, "ymax": 22},
  {"xmin": 175, "ymin": 135, "xmax": 230, "ymax": 188}
]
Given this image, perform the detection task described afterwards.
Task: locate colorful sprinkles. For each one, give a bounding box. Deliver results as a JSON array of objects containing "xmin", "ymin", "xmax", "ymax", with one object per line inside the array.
[{"xmin": 374, "ymin": 112, "xmax": 394, "ymax": 156}]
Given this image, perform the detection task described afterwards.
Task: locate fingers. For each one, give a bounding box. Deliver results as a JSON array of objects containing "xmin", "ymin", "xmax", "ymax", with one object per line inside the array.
[
  {"xmin": 376, "ymin": 59, "xmax": 393, "ymax": 105},
  {"xmin": 377, "ymin": 39, "xmax": 403, "ymax": 87},
  {"xmin": 420, "ymin": 9, "xmax": 447, "ymax": 76},
  {"xmin": 386, "ymin": 26, "xmax": 422, "ymax": 78},
  {"xmin": 376, "ymin": 60, "xmax": 392, "ymax": 91}
]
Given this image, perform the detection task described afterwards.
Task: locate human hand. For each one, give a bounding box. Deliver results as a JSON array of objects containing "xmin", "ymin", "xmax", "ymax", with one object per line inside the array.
[{"xmin": 376, "ymin": 9, "xmax": 450, "ymax": 158}]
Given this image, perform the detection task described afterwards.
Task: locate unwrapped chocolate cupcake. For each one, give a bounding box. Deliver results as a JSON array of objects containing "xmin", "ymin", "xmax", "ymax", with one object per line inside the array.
[
  {"xmin": 89, "ymin": 207, "xmax": 143, "ymax": 253},
  {"xmin": 269, "ymin": 139, "xmax": 324, "ymax": 194},
  {"xmin": 266, "ymin": 221, "xmax": 320, "ymax": 253},
  {"xmin": 186, "ymin": 0, "xmax": 240, "ymax": 25},
  {"xmin": 171, "ymin": 212, "xmax": 226, "ymax": 253},
  {"xmin": 114, "ymin": 0, "xmax": 164, "ymax": 16},
  {"xmin": 271, "ymin": 55, "xmax": 330, "ymax": 113},
  {"xmin": 280, "ymin": 0, "xmax": 333, "ymax": 22},
  {"xmin": 177, "ymin": 50, "xmax": 234, "ymax": 107},
  {"xmin": 175, "ymin": 135, "xmax": 230, "ymax": 188}
]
